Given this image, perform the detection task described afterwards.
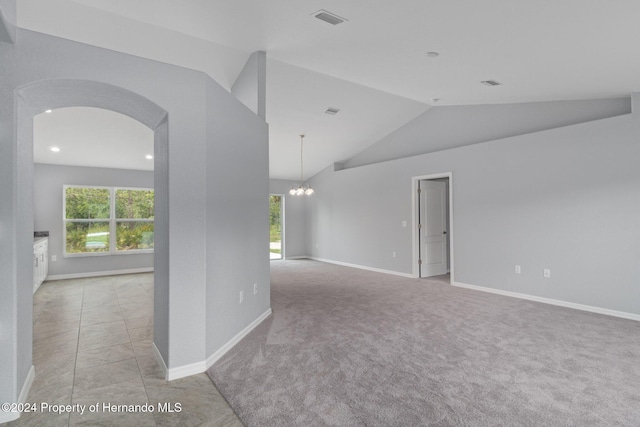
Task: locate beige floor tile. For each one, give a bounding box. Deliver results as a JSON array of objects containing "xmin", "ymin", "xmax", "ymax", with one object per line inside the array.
[
  {"xmin": 33, "ymin": 349, "xmax": 77, "ymax": 376},
  {"xmin": 80, "ymin": 319, "xmax": 128, "ymax": 338},
  {"xmin": 125, "ymin": 315, "xmax": 153, "ymax": 331},
  {"xmin": 5, "ymin": 410, "xmax": 71, "ymax": 427},
  {"xmin": 146, "ymin": 374, "xmax": 243, "ymax": 427},
  {"xmin": 33, "ymin": 318, "xmax": 80, "ymax": 334},
  {"xmin": 76, "ymin": 342, "xmax": 136, "ymax": 369},
  {"xmin": 132, "ymin": 339, "xmax": 154, "ymax": 358},
  {"xmin": 18, "ymin": 273, "xmax": 240, "ymax": 427},
  {"xmin": 72, "ymin": 377, "xmax": 148, "ymax": 406},
  {"xmin": 128, "ymin": 326, "xmax": 153, "ymax": 342},
  {"xmin": 81, "ymin": 310, "xmax": 124, "ymax": 326},
  {"xmin": 77, "ymin": 329, "xmax": 131, "ymax": 352},
  {"xmin": 73, "ymin": 358, "xmax": 141, "ymax": 395},
  {"xmin": 122, "ymin": 308, "xmax": 153, "ymax": 320},
  {"xmin": 69, "ymin": 411, "xmax": 156, "ymax": 427}
]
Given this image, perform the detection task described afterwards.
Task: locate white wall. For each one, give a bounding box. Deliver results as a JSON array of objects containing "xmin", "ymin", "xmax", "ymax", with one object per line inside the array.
[
  {"xmin": 33, "ymin": 164, "xmax": 154, "ymax": 278},
  {"xmin": 307, "ymin": 108, "xmax": 640, "ymax": 316},
  {"xmin": 270, "ymin": 179, "xmax": 307, "ymax": 258}
]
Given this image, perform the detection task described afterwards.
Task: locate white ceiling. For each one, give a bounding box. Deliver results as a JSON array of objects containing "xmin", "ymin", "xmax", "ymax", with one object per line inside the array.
[
  {"xmin": 34, "ymin": 107, "xmax": 154, "ymax": 171},
  {"xmin": 21, "ymin": 0, "xmax": 640, "ymax": 178}
]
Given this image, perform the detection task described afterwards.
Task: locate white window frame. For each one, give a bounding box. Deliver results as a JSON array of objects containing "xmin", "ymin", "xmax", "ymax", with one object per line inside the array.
[{"xmin": 63, "ymin": 185, "xmax": 154, "ymax": 258}]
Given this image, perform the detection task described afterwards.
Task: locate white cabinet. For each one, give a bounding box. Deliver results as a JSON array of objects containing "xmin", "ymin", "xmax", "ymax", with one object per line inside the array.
[{"xmin": 33, "ymin": 238, "xmax": 48, "ymax": 293}]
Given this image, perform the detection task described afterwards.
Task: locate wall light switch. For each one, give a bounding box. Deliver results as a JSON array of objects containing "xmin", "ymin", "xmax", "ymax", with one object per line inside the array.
[
  {"xmin": 402, "ymin": 221, "xmax": 407, "ymax": 228},
  {"xmin": 392, "ymin": 251, "xmax": 397, "ymax": 258},
  {"xmin": 239, "ymin": 291, "xmax": 244, "ymax": 304},
  {"xmin": 543, "ymin": 269, "xmax": 551, "ymax": 279},
  {"xmin": 515, "ymin": 265, "xmax": 521, "ymax": 274},
  {"xmin": 51, "ymin": 255, "xmax": 57, "ymax": 262},
  {"xmin": 253, "ymin": 283, "xmax": 257, "ymax": 295}
]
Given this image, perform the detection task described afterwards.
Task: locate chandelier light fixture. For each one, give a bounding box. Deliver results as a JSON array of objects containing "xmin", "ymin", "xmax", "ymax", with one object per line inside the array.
[{"xmin": 289, "ymin": 134, "xmax": 314, "ymax": 196}]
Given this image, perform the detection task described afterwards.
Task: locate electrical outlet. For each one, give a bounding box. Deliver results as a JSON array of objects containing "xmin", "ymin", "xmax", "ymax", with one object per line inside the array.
[
  {"xmin": 316, "ymin": 243, "xmax": 319, "ymax": 249},
  {"xmin": 543, "ymin": 269, "xmax": 551, "ymax": 279},
  {"xmin": 401, "ymin": 221, "xmax": 407, "ymax": 228},
  {"xmin": 515, "ymin": 265, "xmax": 521, "ymax": 274},
  {"xmin": 51, "ymin": 255, "xmax": 57, "ymax": 262},
  {"xmin": 239, "ymin": 291, "xmax": 244, "ymax": 304},
  {"xmin": 392, "ymin": 251, "xmax": 397, "ymax": 258},
  {"xmin": 253, "ymin": 283, "xmax": 257, "ymax": 295}
]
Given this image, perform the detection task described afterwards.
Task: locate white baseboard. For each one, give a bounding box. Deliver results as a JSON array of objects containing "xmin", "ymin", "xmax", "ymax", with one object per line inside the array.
[
  {"xmin": 205, "ymin": 308, "xmax": 272, "ymax": 370},
  {"xmin": 18, "ymin": 366, "xmax": 35, "ymax": 405},
  {"xmin": 309, "ymin": 257, "xmax": 414, "ymax": 279},
  {"xmin": 152, "ymin": 343, "xmax": 168, "ymax": 381},
  {"xmin": 166, "ymin": 360, "xmax": 207, "ymax": 382},
  {"xmin": 165, "ymin": 308, "xmax": 272, "ymax": 381},
  {"xmin": 284, "ymin": 256, "xmax": 308, "ymax": 260},
  {"xmin": 453, "ymin": 282, "xmax": 640, "ymax": 322},
  {"xmin": 0, "ymin": 365, "xmax": 36, "ymax": 423},
  {"xmin": 46, "ymin": 267, "xmax": 154, "ymax": 281}
]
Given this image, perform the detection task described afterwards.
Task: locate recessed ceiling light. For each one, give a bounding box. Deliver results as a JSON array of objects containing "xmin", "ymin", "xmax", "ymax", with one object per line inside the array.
[
  {"xmin": 481, "ymin": 80, "xmax": 502, "ymax": 87},
  {"xmin": 312, "ymin": 10, "xmax": 348, "ymax": 25},
  {"xmin": 425, "ymin": 52, "xmax": 440, "ymax": 58},
  {"xmin": 50, "ymin": 146, "xmax": 60, "ymax": 152},
  {"xmin": 325, "ymin": 107, "xmax": 340, "ymax": 115},
  {"xmin": 145, "ymin": 154, "xmax": 153, "ymax": 160},
  {"xmin": 45, "ymin": 109, "xmax": 52, "ymax": 113}
]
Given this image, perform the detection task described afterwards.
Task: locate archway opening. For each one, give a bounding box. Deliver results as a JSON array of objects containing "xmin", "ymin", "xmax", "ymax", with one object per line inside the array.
[{"xmin": 17, "ymin": 79, "xmax": 170, "ymax": 372}]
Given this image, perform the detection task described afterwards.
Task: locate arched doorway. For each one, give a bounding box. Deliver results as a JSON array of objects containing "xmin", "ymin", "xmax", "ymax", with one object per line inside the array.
[{"xmin": 16, "ymin": 78, "xmax": 170, "ymax": 370}]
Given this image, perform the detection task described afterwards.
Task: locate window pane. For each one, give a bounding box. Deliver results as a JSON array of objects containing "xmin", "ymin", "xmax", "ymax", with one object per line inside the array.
[
  {"xmin": 115, "ymin": 189, "xmax": 154, "ymax": 219},
  {"xmin": 65, "ymin": 187, "xmax": 110, "ymax": 219},
  {"xmin": 116, "ymin": 222, "xmax": 154, "ymax": 251},
  {"xmin": 66, "ymin": 222, "xmax": 110, "ymax": 253}
]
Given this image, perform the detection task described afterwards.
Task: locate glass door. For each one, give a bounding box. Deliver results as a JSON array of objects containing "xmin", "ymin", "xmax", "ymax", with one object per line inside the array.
[{"xmin": 269, "ymin": 195, "xmax": 283, "ymax": 260}]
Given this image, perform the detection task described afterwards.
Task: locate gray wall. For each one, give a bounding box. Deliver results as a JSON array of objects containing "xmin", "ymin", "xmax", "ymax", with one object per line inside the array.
[
  {"xmin": 0, "ymin": 0, "xmax": 16, "ymax": 42},
  {"xmin": 33, "ymin": 163, "xmax": 154, "ymax": 277},
  {"xmin": 1, "ymin": 28, "xmax": 270, "ymax": 409},
  {"xmin": 270, "ymin": 179, "xmax": 307, "ymax": 258},
  {"xmin": 344, "ymin": 98, "xmax": 631, "ymax": 169},
  {"xmin": 206, "ymin": 82, "xmax": 270, "ymax": 355},
  {"xmin": 307, "ymin": 109, "xmax": 640, "ymax": 315},
  {"xmin": 231, "ymin": 51, "xmax": 266, "ymax": 120}
]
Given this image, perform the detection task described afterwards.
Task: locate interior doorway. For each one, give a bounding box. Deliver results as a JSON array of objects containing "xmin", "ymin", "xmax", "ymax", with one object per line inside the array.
[
  {"xmin": 270, "ymin": 195, "xmax": 284, "ymax": 260},
  {"xmin": 16, "ymin": 78, "xmax": 171, "ymax": 381},
  {"xmin": 412, "ymin": 173, "xmax": 453, "ymax": 283}
]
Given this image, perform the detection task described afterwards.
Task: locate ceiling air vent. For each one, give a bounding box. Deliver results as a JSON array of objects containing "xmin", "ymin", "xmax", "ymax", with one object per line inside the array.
[
  {"xmin": 325, "ymin": 107, "xmax": 341, "ymax": 115},
  {"xmin": 481, "ymin": 80, "xmax": 502, "ymax": 87},
  {"xmin": 313, "ymin": 10, "xmax": 348, "ymax": 25}
]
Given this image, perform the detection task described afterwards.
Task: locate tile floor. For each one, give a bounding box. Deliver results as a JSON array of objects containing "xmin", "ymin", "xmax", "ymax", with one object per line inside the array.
[{"xmin": 7, "ymin": 273, "xmax": 242, "ymax": 427}]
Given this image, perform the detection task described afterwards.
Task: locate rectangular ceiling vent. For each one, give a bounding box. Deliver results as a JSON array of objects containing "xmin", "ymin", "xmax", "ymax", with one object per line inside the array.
[
  {"xmin": 481, "ymin": 80, "xmax": 502, "ymax": 87},
  {"xmin": 325, "ymin": 107, "xmax": 341, "ymax": 115},
  {"xmin": 313, "ymin": 10, "xmax": 348, "ymax": 25}
]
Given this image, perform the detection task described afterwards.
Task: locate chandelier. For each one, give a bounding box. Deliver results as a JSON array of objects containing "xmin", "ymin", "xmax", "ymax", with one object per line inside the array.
[{"xmin": 289, "ymin": 134, "xmax": 314, "ymax": 196}]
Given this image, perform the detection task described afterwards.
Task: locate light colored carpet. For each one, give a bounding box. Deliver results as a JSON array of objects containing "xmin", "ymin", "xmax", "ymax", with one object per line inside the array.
[{"xmin": 208, "ymin": 259, "xmax": 640, "ymax": 426}]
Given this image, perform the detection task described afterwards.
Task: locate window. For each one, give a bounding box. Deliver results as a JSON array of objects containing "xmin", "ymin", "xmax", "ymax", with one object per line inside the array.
[{"xmin": 64, "ymin": 186, "xmax": 154, "ymax": 256}]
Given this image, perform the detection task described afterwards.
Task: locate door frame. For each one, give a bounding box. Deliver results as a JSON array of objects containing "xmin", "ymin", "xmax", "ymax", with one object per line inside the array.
[{"xmin": 411, "ymin": 172, "xmax": 454, "ymax": 283}]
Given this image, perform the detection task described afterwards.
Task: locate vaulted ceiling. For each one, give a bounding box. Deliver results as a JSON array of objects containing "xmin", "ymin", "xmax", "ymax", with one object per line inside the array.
[{"xmin": 22, "ymin": 0, "xmax": 640, "ymax": 178}]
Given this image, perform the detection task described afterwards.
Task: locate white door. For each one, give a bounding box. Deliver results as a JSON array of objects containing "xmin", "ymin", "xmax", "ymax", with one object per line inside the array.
[{"xmin": 419, "ymin": 180, "xmax": 448, "ymax": 277}]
